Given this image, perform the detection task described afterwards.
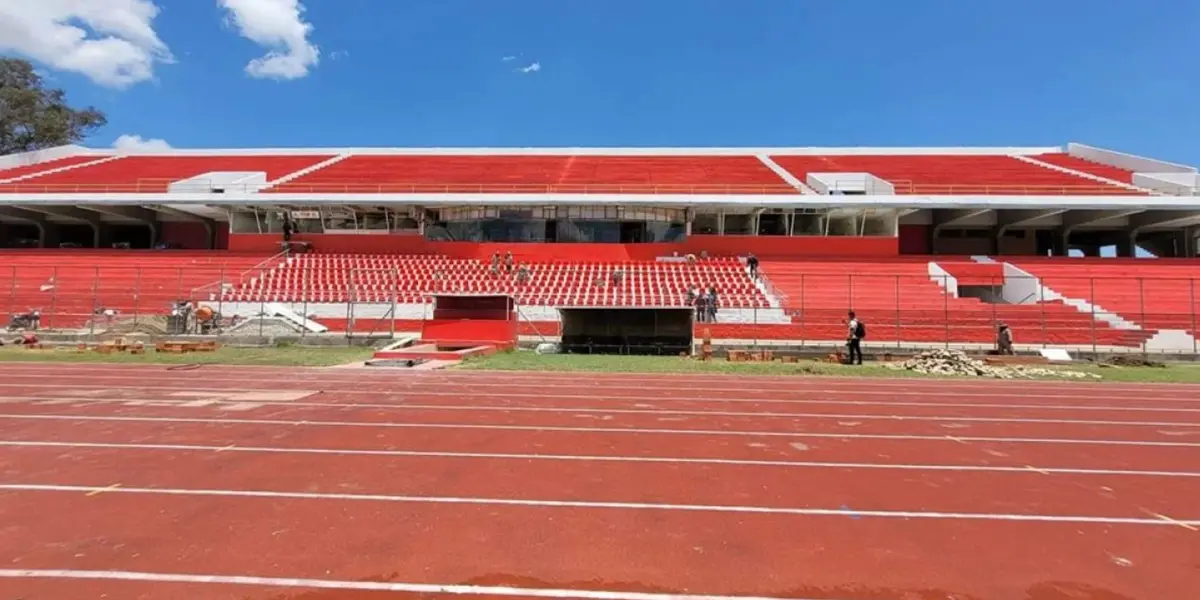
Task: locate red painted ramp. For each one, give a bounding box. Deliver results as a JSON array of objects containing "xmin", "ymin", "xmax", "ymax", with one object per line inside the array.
[{"xmin": 420, "ymin": 318, "xmax": 517, "ymax": 347}]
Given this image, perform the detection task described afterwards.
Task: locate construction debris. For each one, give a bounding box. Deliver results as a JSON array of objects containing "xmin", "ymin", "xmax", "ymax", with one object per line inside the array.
[
  {"xmin": 1104, "ymin": 355, "xmax": 1166, "ymax": 368},
  {"xmin": 884, "ymin": 349, "xmax": 1099, "ymax": 379}
]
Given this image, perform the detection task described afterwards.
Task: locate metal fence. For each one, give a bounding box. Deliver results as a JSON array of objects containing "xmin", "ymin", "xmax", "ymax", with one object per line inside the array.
[{"xmin": 2, "ymin": 265, "xmax": 1198, "ymax": 353}]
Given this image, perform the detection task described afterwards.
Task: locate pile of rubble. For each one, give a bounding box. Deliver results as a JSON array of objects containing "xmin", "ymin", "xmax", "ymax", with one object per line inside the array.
[{"xmin": 884, "ymin": 349, "xmax": 1100, "ymax": 379}]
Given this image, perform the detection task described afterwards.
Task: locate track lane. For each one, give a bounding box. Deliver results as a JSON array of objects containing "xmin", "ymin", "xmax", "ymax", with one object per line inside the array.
[
  {"xmin": 4, "ymin": 444, "xmax": 1199, "ymax": 517},
  {"xmin": 6, "ymin": 388, "xmax": 1200, "ymax": 420},
  {"xmin": 2, "ymin": 416, "xmax": 1200, "ymax": 474},
  {"xmin": 2, "ymin": 368, "xmax": 1199, "ymax": 404},
  {"xmin": 0, "ymin": 492, "xmax": 1194, "ymax": 600},
  {"xmin": 2, "ymin": 400, "xmax": 1197, "ymax": 443}
]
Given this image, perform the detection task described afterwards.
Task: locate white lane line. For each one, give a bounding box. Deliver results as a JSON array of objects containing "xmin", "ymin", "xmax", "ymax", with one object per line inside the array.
[
  {"xmin": 4, "ymin": 413, "xmax": 1199, "ymax": 448},
  {"xmin": 0, "ymin": 568, "xmax": 837, "ymax": 600},
  {"xmin": 1140, "ymin": 508, "xmax": 1200, "ymax": 531},
  {"xmin": 84, "ymin": 483, "xmax": 121, "ymax": 497},
  {"xmin": 1, "ymin": 379, "xmax": 1197, "ymax": 404},
  {"xmin": 4, "ymin": 440, "xmax": 1197, "ymax": 478},
  {"xmin": 5, "ymin": 392, "xmax": 1197, "ymax": 415},
  {"xmin": 2, "ymin": 398, "xmax": 1196, "ymax": 428},
  {"xmin": 4, "ymin": 484, "xmax": 1198, "ymax": 526}
]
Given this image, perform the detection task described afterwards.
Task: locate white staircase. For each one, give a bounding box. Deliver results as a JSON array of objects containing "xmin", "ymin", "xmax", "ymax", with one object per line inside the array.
[
  {"xmin": 755, "ymin": 155, "xmax": 819, "ymax": 194},
  {"xmin": 266, "ymin": 153, "xmax": 354, "ymax": 187}
]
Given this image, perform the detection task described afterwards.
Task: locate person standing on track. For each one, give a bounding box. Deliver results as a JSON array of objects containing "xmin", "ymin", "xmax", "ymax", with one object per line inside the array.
[{"xmin": 846, "ymin": 311, "xmax": 865, "ymax": 365}]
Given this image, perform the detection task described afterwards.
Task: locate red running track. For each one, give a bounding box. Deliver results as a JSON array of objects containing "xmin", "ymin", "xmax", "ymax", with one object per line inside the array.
[{"xmin": 0, "ymin": 363, "xmax": 1197, "ymax": 600}]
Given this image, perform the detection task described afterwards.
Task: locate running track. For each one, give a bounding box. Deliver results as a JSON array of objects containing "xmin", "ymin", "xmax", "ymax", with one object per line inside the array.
[{"xmin": 0, "ymin": 363, "xmax": 1196, "ymax": 600}]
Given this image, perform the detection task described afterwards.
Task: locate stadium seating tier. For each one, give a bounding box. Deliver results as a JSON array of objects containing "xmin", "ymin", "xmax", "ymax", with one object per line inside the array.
[
  {"xmin": 1, "ymin": 251, "xmax": 273, "ymax": 329},
  {"xmin": 1, "ymin": 250, "xmax": 1188, "ymax": 348},
  {"xmin": 769, "ymin": 154, "xmax": 1137, "ymax": 195},
  {"xmin": 0, "ymin": 152, "xmax": 1160, "ymax": 195},
  {"xmin": 760, "ymin": 260, "xmax": 1151, "ymax": 347},
  {"xmin": 226, "ymin": 254, "xmax": 772, "ymax": 307},
  {"xmin": 270, "ymin": 155, "xmax": 797, "ymax": 194},
  {"xmin": 0, "ymin": 155, "xmax": 108, "ymax": 181},
  {"xmin": 0, "ymin": 155, "xmax": 334, "ymax": 192},
  {"xmin": 1031, "ymin": 153, "xmax": 1137, "ymax": 184},
  {"xmin": 1014, "ymin": 259, "xmax": 1200, "ymax": 335}
]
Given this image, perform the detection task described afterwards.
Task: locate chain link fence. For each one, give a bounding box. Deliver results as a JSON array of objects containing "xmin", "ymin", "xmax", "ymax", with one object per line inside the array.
[{"xmin": 3, "ymin": 265, "xmax": 1197, "ymax": 353}]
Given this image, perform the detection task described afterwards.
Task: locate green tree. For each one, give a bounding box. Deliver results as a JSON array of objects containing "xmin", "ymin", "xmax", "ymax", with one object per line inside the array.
[{"xmin": 0, "ymin": 58, "xmax": 107, "ymax": 155}]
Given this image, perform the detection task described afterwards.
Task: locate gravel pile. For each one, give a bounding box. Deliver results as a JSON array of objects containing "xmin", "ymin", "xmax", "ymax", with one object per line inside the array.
[
  {"xmin": 226, "ymin": 316, "xmax": 306, "ymax": 337},
  {"xmin": 884, "ymin": 349, "xmax": 1099, "ymax": 379}
]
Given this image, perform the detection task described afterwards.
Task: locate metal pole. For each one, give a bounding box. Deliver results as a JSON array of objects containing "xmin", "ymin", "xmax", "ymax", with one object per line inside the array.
[
  {"xmin": 132, "ymin": 268, "xmax": 142, "ymax": 326},
  {"xmin": 1192, "ymin": 277, "xmax": 1197, "ymax": 355},
  {"xmin": 258, "ymin": 268, "xmax": 266, "ymax": 339},
  {"xmin": 175, "ymin": 267, "xmax": 185, "ymax": 334},
  {"xmin": 1139, "ymin": 277, "xmax": 1146, "ymax": 355},
  {"xmin": 753, "ymin": 304, "xmax": 759, "ymax": 350},
  {"xmin": 89, "ymin": 266, "xmax": 99, "ymax": 338},
  {"xmin": 895, "ymin": 274, "xmax": 901, "ymax": 350},
  {"xmin": 990, "ymin": 273, "xmax": 997, "ymax": 337},
  {"xmin": 942, "ymin": 274, "xmax": 949, "ymax": 349},
  {"xmin": 798, "ymin": 274, "xmax": 805, "ymax": 349},
  {"xmin": 48, "ymin": 267, "xmax": 58, "ymax": 330},
  {"xmin": 346, "ymin": 268, "xmax": 356, "ymax": 340},
  {"xmin": 5, "ymin": 266, "xmax": 14, "ymax": 324},
  {"xmin": 390, "ymin": 268, "xmax": 398, "ymax": 338},
  {"xmin": 216, "ymin": 265, "xmax": 225, "ymax": 339},
  {"xmin": 1089, "ymin": 277, "xmax": 1097, "ymax": 355},
  {"xmin": 847, "ymin": 273, "xmax": 853, "ymax": 312},
  {"xmin": 301, "ymin": 263, "xmax": 310, "ymax": 339},
  {"xmin": 1039, "ymin": 276, "xmax": 1047, "ymax": 349}
]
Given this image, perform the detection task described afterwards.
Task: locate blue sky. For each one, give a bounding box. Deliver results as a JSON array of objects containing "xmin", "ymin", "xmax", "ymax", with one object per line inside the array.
[{"xmin": 14, "ymin": 0, "xmax": 1200, "ymax": 164}]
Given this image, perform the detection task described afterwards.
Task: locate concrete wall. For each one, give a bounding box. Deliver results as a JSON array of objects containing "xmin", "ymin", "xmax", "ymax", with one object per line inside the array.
[
  {"xmin": 1000, "ymin": 263, "xmax": 1044, "ymax": 305},
  {"xmin": 168, "ymin": 171, "xmax": 268, "ymax": 193},
  {"xmin": 1067, "ymin": 142, "xmax": 1196, "ymax": 174},
  {"xmin": 0, "ymin": 145, "xmax": 93, "ymax": 170},
  {"xmin": 1133, "ymin": 172, "xmax": 1199, "ymax": 196},
  {"xmin": 807, "ymin": 172, "xmax": 895, "ymax": 195}
]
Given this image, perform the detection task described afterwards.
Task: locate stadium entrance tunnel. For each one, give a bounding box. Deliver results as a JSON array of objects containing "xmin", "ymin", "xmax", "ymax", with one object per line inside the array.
[{"xmin": 560, "ymin": 308, "xmax": 693, "ymax": 356}]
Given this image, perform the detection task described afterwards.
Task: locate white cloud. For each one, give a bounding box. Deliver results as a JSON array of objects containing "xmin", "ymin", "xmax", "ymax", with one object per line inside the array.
[
  {"xmin": 518, "ymin": 61, "xmax": 541, "ymax": 74},
  {"xmin": 218, "ymin": 0, "xmax": 319, "ymax": 80},
  {"xmin": 329, "ymin": 49, "xmax": 348, "ymax": 61},
  {"xmin": 501, "ymin": 55, "xmax": 517, "ymax": 62},
  {"xmin": 113, "ymin": 134, "xmax": 172, "ymax": 152},
  {"xmin": 0, "ymin": 0, "xmax": 172, "ymax": 88}
]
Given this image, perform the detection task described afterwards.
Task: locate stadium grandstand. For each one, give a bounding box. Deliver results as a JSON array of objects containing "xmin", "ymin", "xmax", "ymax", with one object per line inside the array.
[{"xmin": 1, "ymin": 141, "xmax": 1199, "ymax": 353}]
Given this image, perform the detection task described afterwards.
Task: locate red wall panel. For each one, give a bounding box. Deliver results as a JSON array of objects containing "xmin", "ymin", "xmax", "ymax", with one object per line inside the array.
[
  {"xmin": 159, "ymin": 222, "xmax": 211, "ymax": 249},
  {"xmin": 897, "ymin": 225, "xmax": 930, "ymax": 255}
]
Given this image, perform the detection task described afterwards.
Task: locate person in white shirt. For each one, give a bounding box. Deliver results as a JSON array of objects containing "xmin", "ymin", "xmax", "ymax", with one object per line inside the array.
[{"xmin": 846, "ymin": 311, "xmax": 864, "ymax": 365}]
